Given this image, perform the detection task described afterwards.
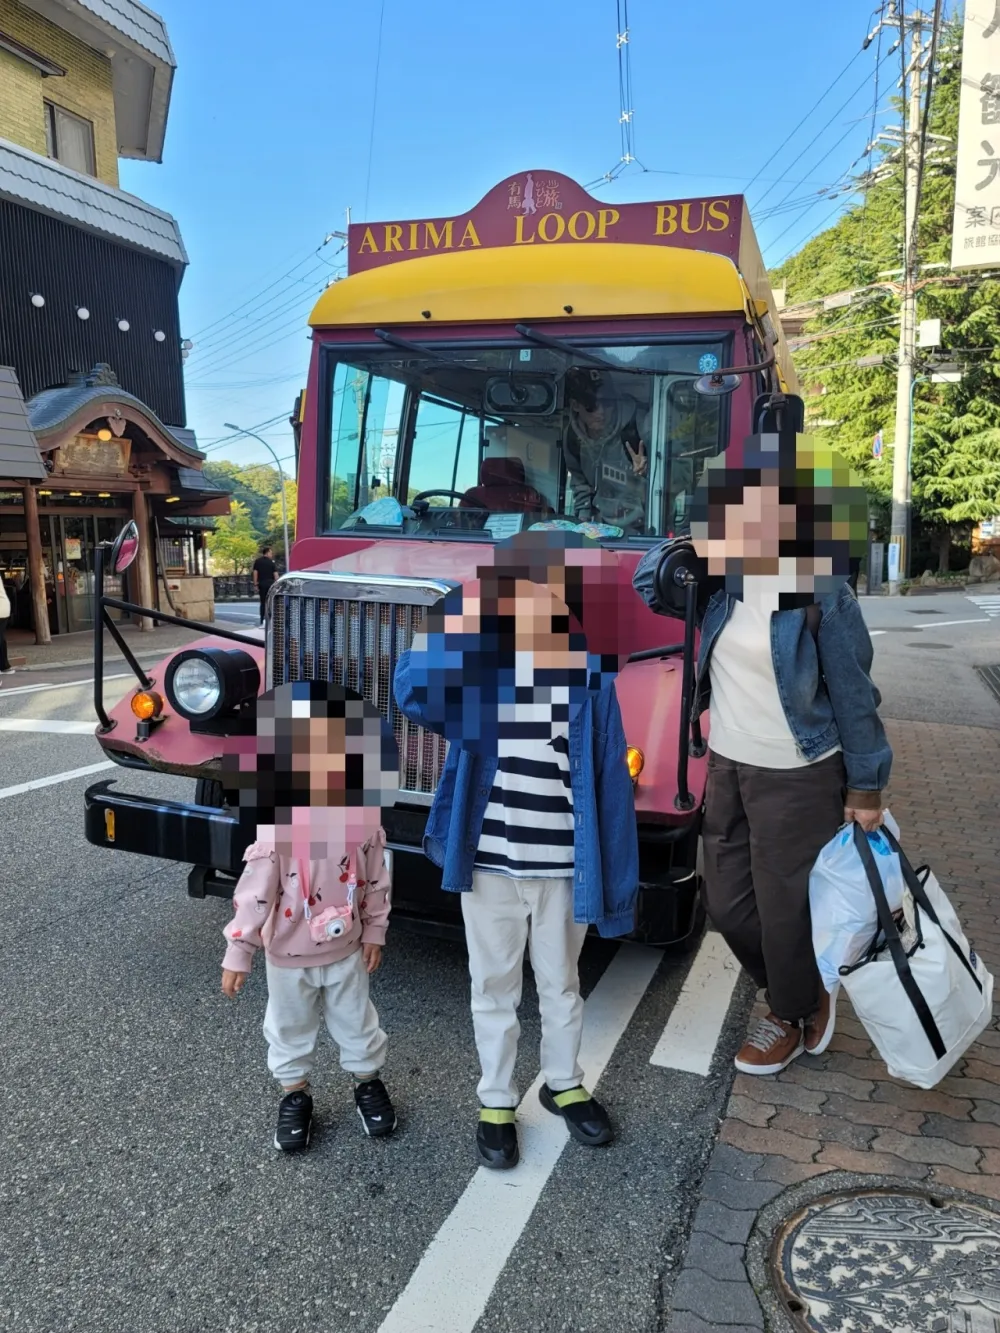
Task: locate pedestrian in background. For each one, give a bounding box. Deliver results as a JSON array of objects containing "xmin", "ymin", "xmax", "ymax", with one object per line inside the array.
[
  {"xmin": 633, "ymin": 438, "xmax": 890, "ymax": 1078},
  {"xmin": 0, "ymin": 571, "xmax": 14, "ymax": 675},
  {"xmin": 252, "ymin": 545, "xmax": 277, "ymax": 625}
]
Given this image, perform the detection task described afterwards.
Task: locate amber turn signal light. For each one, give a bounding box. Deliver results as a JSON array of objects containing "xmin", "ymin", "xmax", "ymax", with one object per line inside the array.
[
  {"xmin": 131, "ymin": 690, "xmax": 164, "ymax": 720},
  {"xmin": 626, "ymin": 746, "xmax": 644, "ymax": 781}
]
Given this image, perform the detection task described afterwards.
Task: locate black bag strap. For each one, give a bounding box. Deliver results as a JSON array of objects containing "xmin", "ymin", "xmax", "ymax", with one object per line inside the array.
[
  {"xmin": 805, "ymin": 603, "xmax": 822, "ymax": 640},
  {"xmin": 878, "ymin": 828, "xmax": 984, "ymax": 994},
  {"xmin": 851, "ymin": 824, "xmax": 947, "ymax": 1060}
]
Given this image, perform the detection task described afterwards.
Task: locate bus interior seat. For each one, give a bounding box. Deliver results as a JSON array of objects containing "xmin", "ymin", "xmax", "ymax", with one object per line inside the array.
[{"xmin": 460, "ymin": 456, "xmax": 552, "ymax": 514}]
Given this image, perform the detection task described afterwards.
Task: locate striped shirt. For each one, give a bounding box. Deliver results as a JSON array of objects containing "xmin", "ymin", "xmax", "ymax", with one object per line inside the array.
[{"xmin": 474, "ymin": 733, "xmax": 575, "ymax": 878}]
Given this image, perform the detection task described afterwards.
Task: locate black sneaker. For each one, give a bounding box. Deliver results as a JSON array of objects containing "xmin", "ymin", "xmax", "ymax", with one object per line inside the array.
[
  {"xmin": 274, "ymin": 1089, "xmax": 313, "ymax": 1152},
  {"xmin": 539, "ymin": 1084, "xmax": 613, "ymax": 1146},
  {"xmin": 476, "ymin": 1108, "xmax": 519, "ymax": 1170},
  {"xmin": 354, "ymin": 1077, "xmax": 397, "ymax": 1137}
]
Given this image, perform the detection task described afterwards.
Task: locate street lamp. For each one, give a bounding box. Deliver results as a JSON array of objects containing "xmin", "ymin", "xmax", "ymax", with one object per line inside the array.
[{"xmin": 223, "ymin": 422, "xmax": 291, "ymax": 566}]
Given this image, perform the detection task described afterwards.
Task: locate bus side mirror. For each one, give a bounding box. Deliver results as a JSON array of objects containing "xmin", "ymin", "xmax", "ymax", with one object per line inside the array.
[
  {"xmin": 652, "ymin": 541, "xmax": 705, "ymax": 617},
  {"xmin": 110, "ymin": 521, "xmax": 140, "ymax": 573},
  {"xmin": 651, "ymin": 540, "xmax": 725, "ymax": 619},
  {"xmin": 753, "ymin": 392, "xmax": 805, "ymax": 434}
]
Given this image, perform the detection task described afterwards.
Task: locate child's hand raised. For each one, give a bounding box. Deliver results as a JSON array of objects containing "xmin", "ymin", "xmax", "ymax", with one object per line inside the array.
[
  {"xmin": 222, "ymin": 968, "xmax": 248, "ymax": 997},
  {"xmin": 362, "ymin": 944, "xmax": 383, "ymax": 975}
]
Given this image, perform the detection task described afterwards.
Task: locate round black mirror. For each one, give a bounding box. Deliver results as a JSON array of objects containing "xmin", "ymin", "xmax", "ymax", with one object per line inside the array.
[
  {"xmin": 693, "ymin": 373, "xmax": 743, "ymax": 397},
  {"xmin": 109, "ymin": 521, "xmax": 140, "ymax": 573},
  {"xmin": 649, "ymin": 539, "xmax": 725, "ymax": 619}
]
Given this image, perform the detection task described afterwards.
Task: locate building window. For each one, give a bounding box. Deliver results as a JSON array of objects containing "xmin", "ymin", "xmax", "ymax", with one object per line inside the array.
[{"xmin": 44, "ymin": 102, "xmax": 96, "ymax": 176}]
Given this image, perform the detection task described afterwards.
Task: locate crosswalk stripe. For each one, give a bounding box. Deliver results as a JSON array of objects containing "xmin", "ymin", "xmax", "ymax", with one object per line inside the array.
[
  {"xmin": 649, "ymin": 931, "xmax": 741, "ymax": 1075},
  {"xmin": 966, "ymin": 594, "xmax": 1000, "ymax": 618},
  {"xmin": 376, "ymin": 945, "xmax": 663, "ymax": 1333}
]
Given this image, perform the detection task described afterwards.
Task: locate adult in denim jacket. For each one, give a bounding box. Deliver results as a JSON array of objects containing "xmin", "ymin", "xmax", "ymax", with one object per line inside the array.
[{"xmin": 632, "ymin": 443, "xmax": 891, "ymax": 1079}]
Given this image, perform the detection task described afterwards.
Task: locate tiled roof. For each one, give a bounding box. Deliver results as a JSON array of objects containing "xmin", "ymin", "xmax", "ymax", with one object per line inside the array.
[
  {"xmin": 74, "ymin": 0, "xmax": 175, "ymax": 64},
  {"xmin": 176, "ymin": 466, "xmax": 226, "ymax": 493},
  {"xmin": 27, "ymin": 381, "xmax": 202, "ymax": 458},
  {"xmin": 0, "ymin": 367, "xmax": 46, "ymax": 481},
  {"xmin": 0, "ymin": 138, "xmax": 186, "ymax": 266}
]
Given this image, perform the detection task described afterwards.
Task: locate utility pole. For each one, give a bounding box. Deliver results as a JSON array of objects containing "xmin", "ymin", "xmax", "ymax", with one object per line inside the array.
[{"xmin": 866, "ymin": 2, "xmax": 937, "ymax": 592}]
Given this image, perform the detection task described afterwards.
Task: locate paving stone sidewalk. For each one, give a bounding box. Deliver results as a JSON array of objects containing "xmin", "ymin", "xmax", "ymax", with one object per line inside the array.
[{"xmin": 665, "ymin": 718, "xmax": 1000, "ymax": 1333}]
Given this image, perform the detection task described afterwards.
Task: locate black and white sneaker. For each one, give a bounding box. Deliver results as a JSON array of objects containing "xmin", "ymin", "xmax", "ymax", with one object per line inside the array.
[
  {"xmin": 354, "ymin": 1078, "xmax": 397, "ymax": 1137},
  {"xmin": 274, "ymin": 1089, "xmax": 313, "ymax": 1152}
]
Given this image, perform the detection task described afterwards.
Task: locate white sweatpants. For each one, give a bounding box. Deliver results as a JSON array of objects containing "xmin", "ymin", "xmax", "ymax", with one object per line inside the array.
[
  {"xmin": 262, "ymin": 951, "xmax": 387, "ymax": 1087},
  {"xmin": 462, "ymin": 871, "xmax": 588, "ymax": 1109}
]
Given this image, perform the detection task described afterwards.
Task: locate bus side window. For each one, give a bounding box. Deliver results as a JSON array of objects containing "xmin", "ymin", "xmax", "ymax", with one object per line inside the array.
[
  {"xmin": 327, "ymin": 362, "xmax": 368, "ymax": 529},
  {"xmin": 664, "ymin": 381, "xmax": 723, "ymax": 535},
  {"xmin": 325, "ymin": 364, "xmax": 407, "ymax": 529}
]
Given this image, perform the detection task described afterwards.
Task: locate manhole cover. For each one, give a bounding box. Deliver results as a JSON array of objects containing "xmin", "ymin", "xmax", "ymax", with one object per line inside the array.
[
  {"xmin": 773, "ymin": 1189, "xmax": 1000, "ymax": 1332},
  {"xmin": 910, "ymin": 609, "xmax": 944, "ymax": 614},
  {"xmin": 907, "ymin": 642, "xmax": 953, "ymax": 649},
  {"xmin": 977, "ymin": 665, "xmax": 1000, "ymax": 705}
]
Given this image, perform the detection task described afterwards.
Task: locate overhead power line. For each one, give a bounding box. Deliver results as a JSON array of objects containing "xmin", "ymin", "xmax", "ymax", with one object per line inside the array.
[{"xmin": 743, "ymin": 46, "xmax": 866, "ymax": 196}]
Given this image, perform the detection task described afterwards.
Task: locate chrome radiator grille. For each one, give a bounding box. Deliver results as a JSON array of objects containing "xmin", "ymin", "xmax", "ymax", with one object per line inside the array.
[{"xmin": 269, "ymin": 582, "xmax": 449, "ymax": 797}]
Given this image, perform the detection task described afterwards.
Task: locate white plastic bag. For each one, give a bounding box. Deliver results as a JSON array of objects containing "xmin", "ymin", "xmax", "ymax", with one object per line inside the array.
[
  {"xmin": 840, "ymin": 826, "xmax": 993, "ymax": 1089},
  {"xmin": 810, "ymin": 811, "xmax": 905, "ymax": 993}
]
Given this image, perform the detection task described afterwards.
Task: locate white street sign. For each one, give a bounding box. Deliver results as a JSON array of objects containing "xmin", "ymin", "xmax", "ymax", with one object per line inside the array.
[
  {"xmin": 918, "ymin": 318, "xmax": 941, "ymax": 347},
  {"xmin": 952, "ymin": 2, "xmax": 1000, "ymax": 269}
]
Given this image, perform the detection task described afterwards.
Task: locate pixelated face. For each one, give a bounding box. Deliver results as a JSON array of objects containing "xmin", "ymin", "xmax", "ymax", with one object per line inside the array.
[
  {"xmin": 221, "ymin": 681, "xmax": 398, "ymax": 859},
  {"xmin": 479, "ymin": 529, "xmax": 622, "ymax": 666},
  {"xmin": 689, "ymin": 433, "xmax": 868, "ymax": 611},
  {"xmin": 408, "ymin": 577, "xmax": 600, "ymax": 753}
]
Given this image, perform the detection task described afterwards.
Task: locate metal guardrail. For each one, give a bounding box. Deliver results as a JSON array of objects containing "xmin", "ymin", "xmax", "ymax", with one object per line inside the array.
[{"xmin": 213, "ymin": 575, "xmax": 256, "ymax": 601}]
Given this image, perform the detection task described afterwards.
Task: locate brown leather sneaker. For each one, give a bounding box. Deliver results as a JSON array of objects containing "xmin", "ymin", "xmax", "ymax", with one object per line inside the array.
[
  {"xmin": 734, "ymin": 1014, "xmax": 804, "ymax": 1076},
  {"xmin": 804, "ymin": 985, "xmax": 839, "ymax": 1056}
]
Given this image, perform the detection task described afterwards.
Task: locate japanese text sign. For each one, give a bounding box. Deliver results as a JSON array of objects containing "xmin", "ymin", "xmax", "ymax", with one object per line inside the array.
[
  {"xmin": 952, "ymin": 1, "xmax": 1000, "ymax": 269},
  {"xmin": 347, "ymin": 171, "xmax": 744, "ymax": 274}
]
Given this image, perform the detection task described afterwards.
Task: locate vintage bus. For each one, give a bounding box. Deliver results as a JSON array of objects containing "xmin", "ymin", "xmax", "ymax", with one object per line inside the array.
[{"xmin": 84, "ymin": 170, "xmax": 801, "ymax": 949}]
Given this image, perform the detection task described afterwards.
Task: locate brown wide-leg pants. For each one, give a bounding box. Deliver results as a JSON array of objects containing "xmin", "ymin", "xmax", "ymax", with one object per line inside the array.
[{"xmin": 701, "ymin": 748, "xmax": 846, "ymax": 1023}]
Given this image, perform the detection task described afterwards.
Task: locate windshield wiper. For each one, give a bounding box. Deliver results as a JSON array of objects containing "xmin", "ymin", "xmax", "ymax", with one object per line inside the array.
[
  {"xmin": 374, "ymin": 328, "xmax": 472, "ymax": 372},
  {"xmin": 514, "ymin": 324, "xmax": 691, "ymax": 379}
]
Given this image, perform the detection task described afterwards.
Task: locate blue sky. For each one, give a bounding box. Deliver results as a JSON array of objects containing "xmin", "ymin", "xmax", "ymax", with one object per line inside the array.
[{"xmin": 120, "ymin": 0, "xmax": 903, "ymax": 471}]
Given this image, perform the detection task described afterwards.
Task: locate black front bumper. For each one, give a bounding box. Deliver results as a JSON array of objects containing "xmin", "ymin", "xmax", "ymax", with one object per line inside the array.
[{"xmin": 84, "ymin": 782, "xmax": 703, "ymax": 949}]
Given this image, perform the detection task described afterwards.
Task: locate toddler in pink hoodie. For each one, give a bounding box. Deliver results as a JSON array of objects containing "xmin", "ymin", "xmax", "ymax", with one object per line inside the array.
[{"xmin": 220, "ymin": 681, "xmax": 399, "ymax": 1151}]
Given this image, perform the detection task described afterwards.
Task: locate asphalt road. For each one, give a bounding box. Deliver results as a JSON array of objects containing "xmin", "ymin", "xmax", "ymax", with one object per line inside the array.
[
  {"xmin": 1, "ymin": 591, "xmax": 997, "ymax": 1333},
  {"xmin": 0, "ymin": 655, "xmax": 748, "ymax": 1333}
]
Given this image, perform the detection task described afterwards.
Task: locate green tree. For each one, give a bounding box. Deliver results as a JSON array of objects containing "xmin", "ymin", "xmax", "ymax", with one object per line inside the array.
[
  {"xmin": 203, "ymin": 461, "xmax": 282, "ymax": 536},
  {"xmin": 267, "ymin": 479, "xmax": 297, "ymax": 558},
  {"xmin": 206, "ymin": 500, "xmax": 261, "ymax": 574},
  {"xmin": 771, "ymin": 20, "xmax": 1000, "ymax": 571}
]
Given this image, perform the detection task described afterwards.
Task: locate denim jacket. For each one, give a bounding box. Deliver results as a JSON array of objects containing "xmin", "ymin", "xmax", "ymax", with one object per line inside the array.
[
  {"xmin": 393, "ymin": 651, "xmax": 640, "ymax": 938},
  {"xmin": 632, "ymin": 546, "xmax": 892, "ymax": 803}
]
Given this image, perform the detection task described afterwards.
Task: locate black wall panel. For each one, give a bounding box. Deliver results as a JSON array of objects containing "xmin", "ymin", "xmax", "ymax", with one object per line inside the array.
[{"xmin": 0, "ymin": 199, "xmax": 186, "ymax": 426}]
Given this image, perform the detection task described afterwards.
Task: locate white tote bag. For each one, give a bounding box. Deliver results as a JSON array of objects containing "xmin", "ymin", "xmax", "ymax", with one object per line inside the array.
[
  {"xmin": 840, "ymin": 825, "xmax": 994, "ymax": 1090},
  {"xmin": 810, "ymin": 810, "xmax": 906, "ymax": 992}
]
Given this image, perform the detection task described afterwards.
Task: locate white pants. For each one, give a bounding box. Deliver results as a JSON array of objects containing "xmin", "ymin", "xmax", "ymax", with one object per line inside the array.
[
  {"xmin": 462, "ymin": 871, "xmax": 588, "ymax": 1109},
  {"xmin": 263, "ymin": 951, "xmax": 387, "ymax": 1087}
]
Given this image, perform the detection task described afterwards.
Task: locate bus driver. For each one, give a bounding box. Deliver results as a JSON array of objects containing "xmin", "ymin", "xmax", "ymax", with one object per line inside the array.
[{"xmin": 562, "ymin": 368, "xmax": 649, "ymax": 535}]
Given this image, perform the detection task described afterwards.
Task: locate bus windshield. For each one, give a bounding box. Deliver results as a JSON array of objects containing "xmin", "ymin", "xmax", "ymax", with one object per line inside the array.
[{"xmin": 320, "ymin": 339, "xmax": 730, "ymax": 540}]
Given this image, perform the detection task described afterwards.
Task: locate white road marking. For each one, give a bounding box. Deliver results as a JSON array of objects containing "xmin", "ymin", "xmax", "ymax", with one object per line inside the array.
[
  {"xmin": 0, "ymin": 719, "xmax": 98, "ymax": 734},
  {"xmin": 0, "ymin": 761, "xmax": 114, "ymax": 802},
  {"xmin": 912, "ymin": 617, "xmax": 990, "ymax": 629},
  {"xmin": 967, "ymin": 594, "xmax": 1000, "ymax": 618},
  {"xmin": 870, "ymin": 630, "xmax": 886, "ymax": 636},
  {"xmin": 377, "ymin": 944, "xmax": 663, "ymax": 1333},
  {"xmin": 649, "ymin": 931, "xmax": 741, "ymax": 1076},
  {"xmin": 0, "ymin": 673, "xmax": 130, "ymax": 699}
]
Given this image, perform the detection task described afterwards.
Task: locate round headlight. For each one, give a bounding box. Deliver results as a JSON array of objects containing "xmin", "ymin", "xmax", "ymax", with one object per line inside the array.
[
  {"xmin": 165, "ymin": 647, "xmax": 261, "ymax": 723},
  {"xmin": 171, "ymin": 657, "xmax": 222, "ymax": 716}
]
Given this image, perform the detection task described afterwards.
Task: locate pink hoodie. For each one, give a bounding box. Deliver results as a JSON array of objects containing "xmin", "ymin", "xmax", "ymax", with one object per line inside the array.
[{"xmin": 222, "ymin": 827, "xmax": 391, "ymax": 973}]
